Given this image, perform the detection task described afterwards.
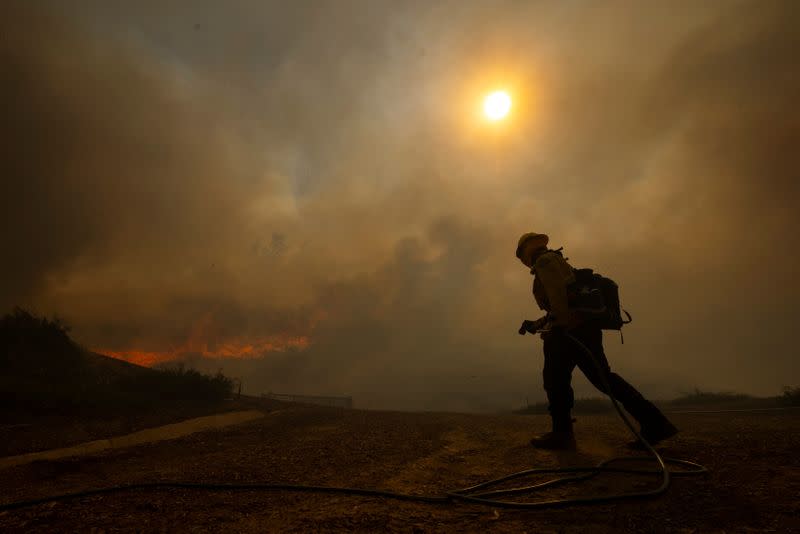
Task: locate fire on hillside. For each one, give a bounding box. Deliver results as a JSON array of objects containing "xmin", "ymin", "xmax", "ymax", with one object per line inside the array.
[
  {"xmin": 97, "ymin": 313, "xmax": 312, "ymax": 367},
  {"xmin": 100, "ymin": 335, "xmax": 310, "ymax": 367}
]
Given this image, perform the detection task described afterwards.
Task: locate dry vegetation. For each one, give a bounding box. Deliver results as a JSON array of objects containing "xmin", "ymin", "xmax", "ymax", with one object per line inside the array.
[
  {"xmin": 0, "ymin": 308, "xmax": 234, "ymax": 422},
  {"xmin": 0, "ymin": 308, "xmax": 241, "ymax": 456}
]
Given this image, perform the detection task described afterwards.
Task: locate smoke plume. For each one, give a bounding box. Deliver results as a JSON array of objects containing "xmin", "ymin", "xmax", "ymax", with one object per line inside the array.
[{"xmin": 3, "ymin": 1, "xmax": 798, "ymax": 410}]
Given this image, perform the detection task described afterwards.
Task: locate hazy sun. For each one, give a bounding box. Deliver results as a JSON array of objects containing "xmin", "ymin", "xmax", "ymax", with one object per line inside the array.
[{"xmin": 484, "ymin": 90, "xmax": 512, "ymax": 121}]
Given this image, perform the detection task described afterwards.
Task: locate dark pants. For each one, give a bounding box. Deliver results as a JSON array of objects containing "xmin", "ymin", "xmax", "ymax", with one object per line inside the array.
[{"xmin": 542, "ymin": 326, "xmax": 668, "ymax": 431}]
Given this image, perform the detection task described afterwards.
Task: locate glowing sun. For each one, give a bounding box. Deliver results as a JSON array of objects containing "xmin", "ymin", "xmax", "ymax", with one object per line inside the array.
[{"xmin": 483, "ymin": 90, "xmax": 512, "ymax": 121}]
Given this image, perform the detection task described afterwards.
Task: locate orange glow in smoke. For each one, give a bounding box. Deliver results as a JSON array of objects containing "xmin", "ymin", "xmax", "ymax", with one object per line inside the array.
[
  {"xmin": 97, "ymin": 313, "xmax": 312, "ymax": 367},
  {"xmin": 101, "ymin": 335, "xmax": 310, "ymax": 367}
]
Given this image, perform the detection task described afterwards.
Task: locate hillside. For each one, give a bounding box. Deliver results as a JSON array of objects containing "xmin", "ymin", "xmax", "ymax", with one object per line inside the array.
[
  {"xmin": 0, "ymin": 308, "xmax": 150, "ymax": 394},
  {"xmin": 0, "ymin": 308, "xmax": 233, "ymax": 415}
]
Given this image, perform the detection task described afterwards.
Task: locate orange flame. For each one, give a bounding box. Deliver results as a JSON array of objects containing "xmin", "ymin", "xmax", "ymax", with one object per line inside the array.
[
  {"xmin": 100, "ymin": 335, "xmax": 310, "ymax": 367},
  {"xmin": 97, "ymin": 313, "xmax": 312, "ymax": 367}
]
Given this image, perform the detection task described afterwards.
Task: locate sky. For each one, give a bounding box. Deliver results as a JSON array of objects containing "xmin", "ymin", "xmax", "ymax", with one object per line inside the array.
[{"xmin": 2, "ymin": 0, "xmax": 798, "ymax": 411}]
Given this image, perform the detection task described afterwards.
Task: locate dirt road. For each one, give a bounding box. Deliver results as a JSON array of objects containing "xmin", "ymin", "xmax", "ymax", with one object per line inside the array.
[
  {"xmin": 1, "ymin": 406, "xmax": 798, "ymax": 532},
  {"xmin": 0, "ymin": 410, "xmax": 265, "ymax": 470}
]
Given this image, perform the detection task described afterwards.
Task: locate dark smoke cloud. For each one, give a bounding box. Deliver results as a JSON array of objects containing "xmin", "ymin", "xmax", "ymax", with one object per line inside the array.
[{"xmin": 3, "ymin": 1, "xmax": 798, "ymax": 410}]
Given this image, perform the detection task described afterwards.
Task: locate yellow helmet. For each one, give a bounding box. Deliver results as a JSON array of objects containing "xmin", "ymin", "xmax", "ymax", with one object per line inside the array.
[{"xmin": 515, "ymin": 232, "xmax": 549, "ymax": 265}]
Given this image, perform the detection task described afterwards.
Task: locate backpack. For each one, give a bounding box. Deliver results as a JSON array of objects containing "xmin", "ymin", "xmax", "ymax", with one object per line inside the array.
[{"xmin": 569, "ymin": 268, "xmax": 632, "ymax": 336}]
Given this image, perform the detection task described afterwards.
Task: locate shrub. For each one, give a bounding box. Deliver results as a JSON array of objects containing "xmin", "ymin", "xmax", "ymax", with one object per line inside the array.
[
  {"xmin": 0, "ymin": 307, "xmax": 78, "ymax": 364},
  {"xmin": 0, "ymin": 307, "xmax": 86, "ymax": 392},
  {"xmin": 1, "ymin": 307, "xmax": 235, "ymax": 414},
  {"xmin": 781, "ymin": 386, "xmax": 800, "ymax": 406},
  {"xmin": 114, "ymin": 364, "xmax": 234, "ymax": 402}
]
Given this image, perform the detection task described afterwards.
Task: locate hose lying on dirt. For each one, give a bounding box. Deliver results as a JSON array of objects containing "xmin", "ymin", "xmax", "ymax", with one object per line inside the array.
[{"xmin": 0, "ymin": 332, "xmax": 707, "ymax": 511}]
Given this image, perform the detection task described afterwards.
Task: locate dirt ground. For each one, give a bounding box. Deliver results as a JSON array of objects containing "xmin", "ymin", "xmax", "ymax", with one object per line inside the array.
[
  {"xmin": 0, "ymin": 399, "xmax": 262, "ymax": 458},
  {"xmin": 0, "ymin": 405, "xmax": 798, "ymax": 533}
]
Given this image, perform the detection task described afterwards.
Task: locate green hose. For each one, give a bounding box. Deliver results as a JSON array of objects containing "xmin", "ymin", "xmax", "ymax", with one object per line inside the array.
[{"xmin": 0, "ymin": 332, "xmax": 707, "ymax": 512}]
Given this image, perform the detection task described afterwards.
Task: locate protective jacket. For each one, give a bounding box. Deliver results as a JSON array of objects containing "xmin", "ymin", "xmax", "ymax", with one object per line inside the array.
[{"xmin": 531, "ymin": 250, "xmax": 579, "ymax": 328}]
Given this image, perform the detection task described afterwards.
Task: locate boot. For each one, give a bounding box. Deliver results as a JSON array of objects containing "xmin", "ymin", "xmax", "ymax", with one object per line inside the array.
[
  {"xmin": 643, "ymin": 419, "xmax": 678, "ymax": 443},
  {"xmin": 530, "ymin": 417, "xmax": 576, "ymax": 450},
  {"xmin": 628, "ymin": 419, "xmax": 679, "ymax": 449}
]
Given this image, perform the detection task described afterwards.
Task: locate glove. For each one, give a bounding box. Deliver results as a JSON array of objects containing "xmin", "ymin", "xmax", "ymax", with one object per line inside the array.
[{"xmin": 519, "ymin": 316, "xmax": 547, "ymax": 335}]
